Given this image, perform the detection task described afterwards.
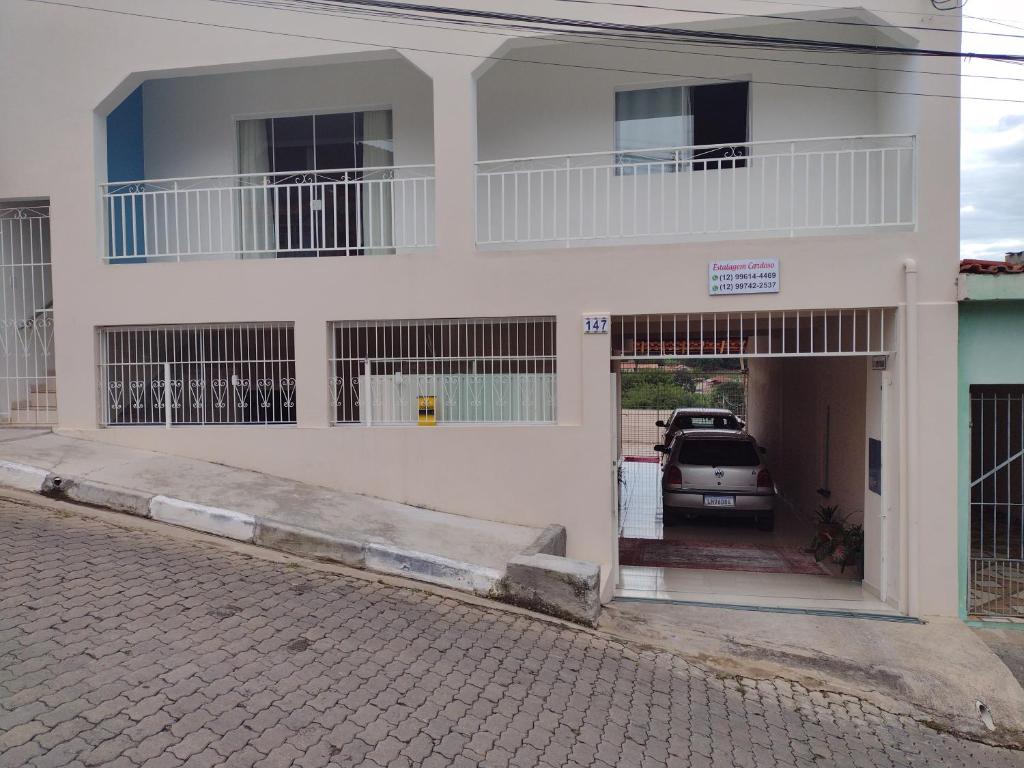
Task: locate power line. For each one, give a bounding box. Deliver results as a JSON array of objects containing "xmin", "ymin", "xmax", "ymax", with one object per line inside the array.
[
  {"xmin": 208, "ymin": 0, "xmax": 997, "ymax": 63},
  {"xmin": 22, "ymin": 0, "xmax": 1024, "ymax": 104},
  {"xmin": 211, "ymin": 0, "xmax": 1024, "ymax": 86},
  {"xmin": 550, "ymin": 0, "xmax": 984, "ymax": 39},
  {"xmin": 285, "ymin": 0, "xmax": 1020, "ymax": 59}
]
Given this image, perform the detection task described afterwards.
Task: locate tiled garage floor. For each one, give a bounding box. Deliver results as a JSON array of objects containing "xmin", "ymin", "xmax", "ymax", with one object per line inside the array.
[{"xmin": 616, "ymin": 461, "xmax": 894, "ymax": 614}]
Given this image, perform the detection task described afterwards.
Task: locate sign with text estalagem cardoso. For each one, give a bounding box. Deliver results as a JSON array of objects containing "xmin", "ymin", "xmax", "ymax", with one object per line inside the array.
[{"xmin": 708, "ymin": 258, "xmax": 780, "ymax": 296}]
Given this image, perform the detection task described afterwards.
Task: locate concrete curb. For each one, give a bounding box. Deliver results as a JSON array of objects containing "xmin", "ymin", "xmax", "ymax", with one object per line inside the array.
[
  {"xmin": 0, "ymin": 460, "xmax": 49, "ymax": 492},
  {"xmin": 149, "ymin": 496, "xmax": 257, "ymax": 542},
  {"xmin": 253, "ymin": 518, "xmax": 365, "ymax": 568},
  {"xmin": 521, "ymin": 524, "xmax": 567, "ymax": 557},
  {"xmin": 42, "ymin": 475, "xmax": 152, "ymax": 518},
  {"xmin": 366, "ymin": 543, "xmax": 503, "ymax": 594},
  {"xmin": 0, "ymin": 461, "xmax": 508, "ymax": 599},
  {"xmin": 498, "ymin": 552, "xmax": 602, "ymax": 627}
]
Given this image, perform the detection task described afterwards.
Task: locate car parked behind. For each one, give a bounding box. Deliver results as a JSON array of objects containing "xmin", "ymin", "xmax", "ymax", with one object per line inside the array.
[
  {"xmin": 655, "ymin": 407, "xmax": 743, "ymax": 452},
  {"xmin": 656, "ymin": 430, "xmax": 776, "ymax": 531}
]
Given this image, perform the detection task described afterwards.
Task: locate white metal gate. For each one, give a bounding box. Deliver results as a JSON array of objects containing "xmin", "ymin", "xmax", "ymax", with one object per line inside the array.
[
  {"xmin": 969, "ymin": 386, "xmax": 1024, "ymax": 618},
  {"xmin": 0, "ymin": 205, "xmax": 55, "ymax": 425}
]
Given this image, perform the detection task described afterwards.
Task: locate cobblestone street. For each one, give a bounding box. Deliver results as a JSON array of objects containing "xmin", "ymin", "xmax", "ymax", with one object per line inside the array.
[{"xmin": 0, "ymin": 495, "xmax": 1020, "ymax": 768}]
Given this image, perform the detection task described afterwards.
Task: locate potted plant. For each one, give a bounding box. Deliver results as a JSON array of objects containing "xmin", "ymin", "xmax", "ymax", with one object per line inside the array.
[
  {"xmin": 808, "ymin": 505, "xmax": 846, "ymax": 563},
  {"xmin": 815, "ymin": 504, "xmax": 845, "ymax": 537},
  {"xmin": 832, "ymin": 523, "xmax": 865, "ymax": 577}
]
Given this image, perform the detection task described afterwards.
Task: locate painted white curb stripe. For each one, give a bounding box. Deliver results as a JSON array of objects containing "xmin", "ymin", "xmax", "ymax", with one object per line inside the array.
[
  {"xmin": 365, "ymin": 543, "xmax": 502, "ymax": 594},
  {"xmin": 0, "ymin": 460, "xmax": 49, "ymax": 492},
  {"xmin": 150, "ymin": 495, "xmax": 255, "ymax": 542}
]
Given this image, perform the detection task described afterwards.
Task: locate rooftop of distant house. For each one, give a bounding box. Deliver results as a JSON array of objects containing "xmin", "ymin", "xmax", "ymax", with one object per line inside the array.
[{"xmin": 960, "ymin": 253, "xmax": 1024, "ymax": 275}]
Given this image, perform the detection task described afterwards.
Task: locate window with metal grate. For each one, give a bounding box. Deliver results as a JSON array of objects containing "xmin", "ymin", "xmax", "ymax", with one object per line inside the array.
[
  {"xmin": 98, "ymin": 323, "xmax": 296, "ymax": 426},
  {"xmin": 329, "ymin": 317, "xmax": 557, "ymax": 425}
]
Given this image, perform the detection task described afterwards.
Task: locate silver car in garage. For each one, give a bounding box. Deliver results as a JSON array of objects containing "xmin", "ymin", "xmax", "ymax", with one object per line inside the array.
[{"xmin": 656, "ymin": 430, "xmax": 776, "ymax": 531}]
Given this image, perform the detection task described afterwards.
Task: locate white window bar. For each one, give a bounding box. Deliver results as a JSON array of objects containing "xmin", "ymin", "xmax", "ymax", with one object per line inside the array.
[
  {"xmin": 98, "ymin": 323, "xmax": 296, "ymax": 426},
  {"xmin": 0, "ymin": 205, "xmax": 56, "ymax": 426},
  {"xmin": 99, "ymin": 165, "xmax": 435, "ymax": 263},
  {"xmin": 610, "ymin": 308, "xmax": 891, "ymax": 360},
  {"xmin": 329, "ymin": 317, "xmax": 556, "ymax": 425},
  {"xmin": 475, "ymin": 134, "xmax": 915, "ymax": 249},
  {"xmin": 968, "ymin": 386, "xmax": 1024, "ymax": 617}
]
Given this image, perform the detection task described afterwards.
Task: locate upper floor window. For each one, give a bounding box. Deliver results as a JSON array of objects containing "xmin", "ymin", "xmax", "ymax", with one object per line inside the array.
[
  {"xmin": 236, "ymin": 110, "xmax": 395, "ymax": 256},
  {"xmin": 614, "ymin": 82, "xmax": 749, "ymax": 172}
]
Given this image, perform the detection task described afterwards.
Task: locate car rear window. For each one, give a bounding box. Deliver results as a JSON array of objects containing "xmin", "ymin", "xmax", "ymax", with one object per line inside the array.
[
  {"xmin": 671, "ymin": 414, "xmax": 739, "ymax": 431},
  {"xmin": 677, "ymin": 438, "xmax": 759, "ymax": 467}
]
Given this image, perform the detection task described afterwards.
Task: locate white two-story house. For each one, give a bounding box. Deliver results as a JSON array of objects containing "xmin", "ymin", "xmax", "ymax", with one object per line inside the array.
[{"xmin": 0, "ymin": 0, "xmax": 961, "ymax": 618}]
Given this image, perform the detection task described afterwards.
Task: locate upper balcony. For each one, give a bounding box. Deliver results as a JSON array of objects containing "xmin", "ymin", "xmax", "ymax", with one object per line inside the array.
[
  {"xmin": 100, "ymin": 54, "xmax": 437, "ymax": 264},
  {"xmin": 96, "ymin": 9, "xmax": 925, "ymax": 264}
]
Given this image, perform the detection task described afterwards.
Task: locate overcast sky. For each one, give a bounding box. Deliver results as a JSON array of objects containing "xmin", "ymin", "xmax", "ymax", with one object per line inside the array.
[{"xmin": 961, "ymin": 0, "xmax": 1024, "ymax": 260}]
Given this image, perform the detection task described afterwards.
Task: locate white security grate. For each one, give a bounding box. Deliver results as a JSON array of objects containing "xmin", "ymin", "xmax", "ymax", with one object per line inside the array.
[
  {"xmin": 969, "ymin": 386, "xmax": 1024, "ymax": 618},
  {"xmin": 98, "ymin": 323, "xmax": 296, "ymax": 426},
  {"xmin": 330, "ymin": 317, "xmax": 556, "ymax": 425},
  {"xmin": 612, "ymin": 308, "xmax": 890, "ymax": 360},
  {"xmin": 0, "ymin": 205, "xmax": 55, "ymax": 425}
]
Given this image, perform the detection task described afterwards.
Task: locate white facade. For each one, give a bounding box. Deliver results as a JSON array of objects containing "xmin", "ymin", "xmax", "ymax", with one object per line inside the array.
[{"xmin": 0, "ymin": 1, "xmax": 961, "ymax": 615}]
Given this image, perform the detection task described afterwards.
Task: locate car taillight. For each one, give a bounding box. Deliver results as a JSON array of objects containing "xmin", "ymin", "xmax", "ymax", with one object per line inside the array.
[
  {"xmin": 757, "ymin": 469, "xmax": 772, "ymax": 489},
  {"xmin": 665, "ymin": 465, "xmax": 682, "ymax": 487}
]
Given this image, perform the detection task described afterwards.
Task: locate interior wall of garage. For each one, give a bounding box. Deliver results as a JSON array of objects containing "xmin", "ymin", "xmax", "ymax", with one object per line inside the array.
[
  {"xmin": 747, "ymin": 356, "xmax": 867, "ymax": 525},
  {"xmin": 747, "ymin": 353, "xmax": 902, "ymax": 604},
  {"xmin": 746, "ymin": 357, "xmax": 871, "ymax": 565}
]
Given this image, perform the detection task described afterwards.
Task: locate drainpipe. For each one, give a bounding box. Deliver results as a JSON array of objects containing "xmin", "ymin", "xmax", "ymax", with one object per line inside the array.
[{"xmin": 903, "ymin": 259, "xmax": 919, "ymax": 616}]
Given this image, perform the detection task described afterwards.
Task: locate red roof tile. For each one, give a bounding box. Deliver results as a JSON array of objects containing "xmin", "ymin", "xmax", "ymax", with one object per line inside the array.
[{"xmin": 960, "ymin": 259, "xmax": 1024, "ymax": 275}]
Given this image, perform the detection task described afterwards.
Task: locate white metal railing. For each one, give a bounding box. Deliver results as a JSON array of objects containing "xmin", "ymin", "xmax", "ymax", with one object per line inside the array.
[
  {"xmin": 476, "ymin": 135, "xmax": 916, "ymax": 248},
  {"xmin": 612, "ymin": 308, "xmax": 891, "ymax": 359},
  {"xmin": 98, "ymin": 323, "xmax": 296, "ymax": 426},
  {"xmin": 100, "ymin": 165, "xmax": 435, "ymax": 263},
  {"xmin": 330, "ymin": 317, "xmax": 557, "ymax": 425},
  {"xmin": 0, "ymin": 206, "xmax": 56, "ymax": 425}
]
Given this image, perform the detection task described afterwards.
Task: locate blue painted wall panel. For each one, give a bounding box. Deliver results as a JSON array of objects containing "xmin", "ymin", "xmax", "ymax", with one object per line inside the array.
[{"xmin": 106, "ymin": 86, "xmax": 145, "ymax": 263}]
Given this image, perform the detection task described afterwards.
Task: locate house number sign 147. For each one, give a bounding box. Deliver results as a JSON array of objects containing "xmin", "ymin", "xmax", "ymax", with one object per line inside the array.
[
  {"xmin": 583, "ymin": 315, "xmax": 610, "ymax": 334},
  {"xmin": 709, "ymin": 258, "xmax": 780, "ymax": 296}
]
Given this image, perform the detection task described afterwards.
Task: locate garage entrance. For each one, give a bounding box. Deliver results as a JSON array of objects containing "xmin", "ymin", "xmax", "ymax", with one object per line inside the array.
[{"xmin": 612, "ymin": 309, "xmax": 898, "ymax": 612}]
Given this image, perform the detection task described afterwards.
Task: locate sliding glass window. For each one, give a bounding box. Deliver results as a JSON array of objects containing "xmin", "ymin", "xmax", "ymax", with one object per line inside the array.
[{"xmin": 236, "ymin": 110, "xmax": 394, "ymax": 257}]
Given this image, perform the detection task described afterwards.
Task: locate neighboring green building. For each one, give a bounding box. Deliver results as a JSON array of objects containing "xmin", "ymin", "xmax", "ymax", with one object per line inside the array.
[{"xmin": 958, "ymin": 258, "xmax": 1024, "ymax": 623}]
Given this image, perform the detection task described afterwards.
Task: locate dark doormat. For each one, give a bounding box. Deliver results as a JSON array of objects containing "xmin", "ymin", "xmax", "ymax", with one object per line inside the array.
[{"xmin": 618, "ymin": 537, "xmax": 830, "ymax": 576}]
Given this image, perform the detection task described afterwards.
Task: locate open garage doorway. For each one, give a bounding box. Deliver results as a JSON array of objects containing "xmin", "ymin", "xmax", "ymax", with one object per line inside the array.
[{"xmin": 612, "ymin": 310, "xmax": 900, "ymax": 613}]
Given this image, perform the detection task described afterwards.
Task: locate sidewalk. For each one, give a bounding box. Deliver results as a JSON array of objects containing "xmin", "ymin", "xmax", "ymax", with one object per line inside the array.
[
  {"xmin": 601, "ymin": 599, "xmax": 1024, "ymax": 747},
  {"xmin": 0, "ymin": 430, "xmax": 547, "ymax": 595}
]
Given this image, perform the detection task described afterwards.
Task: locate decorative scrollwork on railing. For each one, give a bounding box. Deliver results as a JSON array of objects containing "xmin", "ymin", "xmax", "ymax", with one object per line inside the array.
[
  {"xmin": 280, "ymin": 378, "xmax": 296, "ymax": 409},
  {"xmin": 189, "ymin": 380, "xmax": 205, "ymax": 410},
  {"xmin": 332, "ymin": 377, "xmax": 359, "ymax": 408},
  {"xmin": 0, "ymin": 206, "xmax": 50, "ymax": 220},
  {"xmin": 168, "ymin": 380, "xmax": 183, "ymax": 410},
  {"xmin": 30, "ymin": 315, "xmax": 54, "ymax": 355},
  {"xmin": 232, "ymin": 378, "xmax": 251, "ymax": 409},
  {"xmin": 151, "ymin": 379, "xmax": 166, "ymax": 409},
  {"xmin": 212, "ymin": 379, "xmax": 228, "ymax": 409},
  {"xmin": 129, "ymin": 381, "xmax": 146, "ymax": 411},
  {"xmin": 107, "ymin": 381, "xmax": 124, "ymax": 412},
  {"xmin": 256, "ymin": 378, "xmax": 274, "ymax": 410},
  {"xmin": 467, "ymin": 377, "xmax": 483, "ymax": 409}
]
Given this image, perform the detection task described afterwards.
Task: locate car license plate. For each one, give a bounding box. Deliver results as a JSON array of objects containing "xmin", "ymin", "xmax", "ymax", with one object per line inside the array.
[{"xmin": 704, "ymin": 495, "xmax": 735, "ymax": 507}]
